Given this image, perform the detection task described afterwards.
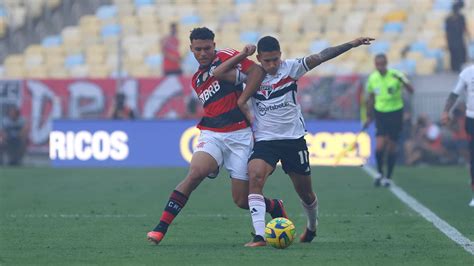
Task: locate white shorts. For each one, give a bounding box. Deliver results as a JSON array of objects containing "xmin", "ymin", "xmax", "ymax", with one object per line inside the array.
[{"xmin": 194, "ymin": 128, "xmax": 253, "ymax": 180}]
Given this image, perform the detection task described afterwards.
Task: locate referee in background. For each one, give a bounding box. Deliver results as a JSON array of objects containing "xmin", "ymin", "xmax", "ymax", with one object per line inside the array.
[
  {"xmin": 441, "ymin": 64, "xmax": 474, "ymax": 207},
  {"xmin": 364, "ymin": 53, "xmax": 414, "ymax": 187}
]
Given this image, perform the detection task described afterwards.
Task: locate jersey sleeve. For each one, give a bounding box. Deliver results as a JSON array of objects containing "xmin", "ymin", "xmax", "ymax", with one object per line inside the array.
[
  {"xmin": 453, "ymin": 69, "xmax": 469, "ymax": 95},
  {"xmin": 215, "ymin": 48, "xmax": 255, "ymax": 73},
  {"xmin": 392, "ymin": 69, "xmax": 409, "ymax": 84},
  {"xmin": 235, "ymin": 70, "xmax": 248, "ymax": 85},
  {"xmin": 287, "ymin": 58, "xmax": 310, "ymax": 80}
]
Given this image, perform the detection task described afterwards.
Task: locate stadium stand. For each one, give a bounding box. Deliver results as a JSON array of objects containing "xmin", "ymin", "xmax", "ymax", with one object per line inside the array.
[
  {"xmin": 0, "ymin": 0, "xmax": 473, "ymax": 78},
  {"xmin": 0, "ymin": 0, "xmax": 62, "ymax": 38}
]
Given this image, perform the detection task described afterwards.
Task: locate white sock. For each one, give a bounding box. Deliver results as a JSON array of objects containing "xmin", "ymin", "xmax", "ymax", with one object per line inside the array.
[
  {"xmin": 301, "ymin": 197, "xmax": 318, "ymax": 231},
  {"xmin": 248, "ymin": 194, "xmax": 266, "ymax": 237}
]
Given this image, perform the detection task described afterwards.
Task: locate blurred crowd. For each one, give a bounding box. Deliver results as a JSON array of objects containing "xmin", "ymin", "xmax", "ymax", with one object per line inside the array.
[
  {"xmin": 0, "ymin": 106, "xmax": 28, "ymax": 166},
  {"xmin": 402, "ymin": 106, "xmax": 470, "ymax": 166}
]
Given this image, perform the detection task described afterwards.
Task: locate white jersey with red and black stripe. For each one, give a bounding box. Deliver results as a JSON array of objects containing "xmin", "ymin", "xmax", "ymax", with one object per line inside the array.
[
  {"xmin": 251, "ymin": 58, "xmax": 310, "ymax": 141},
  {"xmin": 192, "ymin": 48, "xmax": 254, "ymax": 132}
]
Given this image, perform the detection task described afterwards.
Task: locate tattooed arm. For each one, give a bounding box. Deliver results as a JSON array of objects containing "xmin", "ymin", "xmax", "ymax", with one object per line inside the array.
[{"xmin": 305, "ymin": 37, "xmax": 374, "ymax": 70}]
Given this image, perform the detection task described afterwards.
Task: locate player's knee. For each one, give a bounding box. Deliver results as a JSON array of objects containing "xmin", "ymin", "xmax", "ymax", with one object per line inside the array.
[
  {"xmin": 300, "ymin": 191, "xmax": 316, "ymax": 205},
  {"xmin": 233, "ymin": 196, "xmax": 249, "ymax": 209},
  {"xmin": 187, "ymin": 165, "xmax": 208, "ymax": 182},
  {"xmin": 248, "ymin": 169, "xmax": 265, "ymax": 186}
]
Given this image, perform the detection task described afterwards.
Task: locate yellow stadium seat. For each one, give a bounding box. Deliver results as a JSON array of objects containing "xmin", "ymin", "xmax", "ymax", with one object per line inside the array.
[
  {"xmin": 48, "ymin": 68, "xmax": 70, "ymax": 78},
  {"xmin": 47, "ymin": 0, "xmax": 61, "ymax": 9},
  {"xmin": 26, "ymin": 66, "xmax": 48, "ymax": 78},
  {"xmin": 69, "ymin": 65, "xmax": 89, "ymax": 78},
  {"xmin": 5, "ymin": 66, "xmax": 25, "ymax": 78},
  {"xmin": 4, "ymin": 54, "xmax": 24, "ymax": 67},
  {"xmin": 384, "ymin": 10, "xmax": 407, "ymax": 22},
  {"xmin": 24, "ymin": 54, "xmax": 44, "ymax": 69},
  {"xmin": 129, "ymin": 64, "xmax": 151, "ymax": 77},
  {"xmin": 88, "ymin": 65, "xmax": 110, "ymax": 78},
  {"xmin": 25, "ymin": 45, "xmax": 44, "ymax": 56},
  {"xmin": 80, "ymin": 15, "xmax": 100, "ymax": 27},
  {"xmin": 416, "ymin": 58, "xmax": 437, "ymax": 75},
  {"xmin": 45, "ymin": 55, "xmax": 65, "ymax": 68}
]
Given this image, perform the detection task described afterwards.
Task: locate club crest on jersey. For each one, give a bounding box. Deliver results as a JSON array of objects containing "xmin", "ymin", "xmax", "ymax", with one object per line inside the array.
[
  {"xmin": 196, "ymin": 142, "xmax": 206, "ymax": 148},
  {"xmin": 258, "ymin": 85, "xmax": 273, "ymax": 99},
  {"xmin": 196, "ymin": 71, "xmax": 210, "ymax": 87}
]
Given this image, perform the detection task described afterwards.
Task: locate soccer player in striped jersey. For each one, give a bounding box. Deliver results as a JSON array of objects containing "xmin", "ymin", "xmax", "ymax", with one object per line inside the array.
[
  {"xmin": 213, "ymin": 36, "xmax": 374, "ymax": 246},
  {"xmin": 147, "ymin": 27, "xmax": 287, "ymax": 245}
]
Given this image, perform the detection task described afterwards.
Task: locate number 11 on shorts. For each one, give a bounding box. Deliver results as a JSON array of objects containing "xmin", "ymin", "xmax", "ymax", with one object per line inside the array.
[{"xmin": 298, "ymin": 150, "xmax": 309, "ymax": 164}]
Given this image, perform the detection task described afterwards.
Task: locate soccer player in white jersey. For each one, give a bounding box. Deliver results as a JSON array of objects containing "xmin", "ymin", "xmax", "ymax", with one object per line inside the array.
[
  {"xmin": 213, "ymin": 36, "xmax": 374, "ymax": 246},
  {"xmin": 441, "ymin": 64, "xmax": 474, "ymax": 207}
]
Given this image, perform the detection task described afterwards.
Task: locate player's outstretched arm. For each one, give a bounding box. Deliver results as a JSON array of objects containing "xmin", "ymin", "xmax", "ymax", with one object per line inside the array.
[
  {"xmin": 213, "ymin": 45, "xmax": 264, "ymax": 113},
  {"xmin": 305, "ymin": 37, "xmax": 374, "ymax": 70},
  {"xmin": 212, "ymin": 44, "xmax": 256, "ymax": 81},
  {"xmin": 212, "ymin": 44, "xmax": 264, "ymax": 123}
]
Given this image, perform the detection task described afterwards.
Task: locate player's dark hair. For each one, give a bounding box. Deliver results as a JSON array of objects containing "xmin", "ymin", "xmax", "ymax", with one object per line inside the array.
[
  {"xmin": 257, "ymin": 36, "xmax": 280, "ymax": 53},
  {"xmin": 189, "ymin": 27, "xmax": 215, "ymax": 42},
  {"xmin": 375, "ymin": 53, "xmax": 387, "ymax": 61}
]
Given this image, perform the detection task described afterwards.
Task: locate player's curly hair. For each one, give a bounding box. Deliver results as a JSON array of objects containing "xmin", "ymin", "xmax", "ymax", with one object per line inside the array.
[
  {"xmin": 257, "ymin": 36, "xmax": 280, "ymax": 53},
  {"xmin": 189, "ymin": 27, "xmax": 215, "ymax": 42}
]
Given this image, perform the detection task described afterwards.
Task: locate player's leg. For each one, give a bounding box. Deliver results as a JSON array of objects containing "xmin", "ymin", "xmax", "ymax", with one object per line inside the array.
[
  {"xmin": 280, "ymin": 137, "xmax": 318, "ymax": 243},
  {"xmin": 465, "ymin": 117, "xmax": 474, "ymax": 207},
  {"xmin": 375, "ymin": 136, "xmax": 387, "ymax": 179},
  {"xmin": 374, "ymin": 110, "xmax": 388, "ymax": 186},
  {"xmin": 245, "ymin": 158, "xmax": 275, "ymax": 246},
  {"xmin": 384, "ymin": 109, "xmax": 403, "ymax": 187},
  {"xmin": 374, "ymin": 111, "xmax": 386, "ymax": 180},
  {"xmin": 288, "ymin": 172, "xmax": 318, "ymax": 243},
  {"xmin": 147, "ymin": 151, "xmax": 219, "ymax": 244},
  {"xmin": 147, "ymin": 132, "xmax": 223, "ymax": 244},
  {"xmin": 384, "ymin": 138, "xmax": 397, "ymax": 186},
  {"xmin": 469, "ymin": 136, "xmax": 474, "ymax": 207},
  {"xmin": 242, "ymin": 139, "xmax": 279, "ymax": 246},
  {"xmin": 230, "ymin": 178, "xmax": 286, "ymax": 218}
]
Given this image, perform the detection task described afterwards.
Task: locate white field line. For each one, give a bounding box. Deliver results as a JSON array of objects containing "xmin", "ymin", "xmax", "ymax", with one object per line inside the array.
[
  {"xmin": 361, "ymin": 164, "xmax": 474, "ymax": 256},
  {"xmin": 5, "ymin": 212, "xmax": 416, "ymax": 219}
]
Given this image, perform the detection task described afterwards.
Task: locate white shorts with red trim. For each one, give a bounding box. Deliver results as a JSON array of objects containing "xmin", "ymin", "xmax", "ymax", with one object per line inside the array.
[{"xmin": 194, "ymin": 127, "xmax": 253, "ymax": 181}]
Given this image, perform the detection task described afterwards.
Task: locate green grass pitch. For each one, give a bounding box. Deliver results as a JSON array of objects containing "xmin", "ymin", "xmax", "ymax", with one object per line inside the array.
[{"xmin": 0, "ymin": 166, "xmax": 473, "ymax": 265}]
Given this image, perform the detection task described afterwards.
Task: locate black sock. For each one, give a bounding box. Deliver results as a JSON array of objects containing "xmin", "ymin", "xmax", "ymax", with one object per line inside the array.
[
  {"xmin": 387, "ymin": 152, "xmax": 397, "ymax": 179},
  {"xmin": 264, "ymin": 197, "xmax": 275, "ymax": 213},
  {"xmin": 375, "ymin": 150, "xmax": 384, "ymax": 176}
]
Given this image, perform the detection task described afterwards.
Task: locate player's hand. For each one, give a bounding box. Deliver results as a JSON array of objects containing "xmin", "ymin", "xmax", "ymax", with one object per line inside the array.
[
  {"xmin": 351, "ymin": 37, "xmax": 375, "ymax": 47},
  {"xmin": 440, "ymin": 111, "xmax": 450, "ymax": 125},
  {"xmin": 241, "ymin": 44, "xmax": 256, "ymax": 56}
]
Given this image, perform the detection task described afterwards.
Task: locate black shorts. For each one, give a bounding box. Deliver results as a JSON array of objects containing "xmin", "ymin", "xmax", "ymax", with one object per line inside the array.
[
  {"xmin": 375, "ymin": 108, "xmax": 403, "ymax": 141},
  {"xmin": 249, "ymin": 137, "xmax": 311, "ymax": 175},
  {"xmin": 466, "ymin": 117, "xmax": 474, "ymax": 136}
]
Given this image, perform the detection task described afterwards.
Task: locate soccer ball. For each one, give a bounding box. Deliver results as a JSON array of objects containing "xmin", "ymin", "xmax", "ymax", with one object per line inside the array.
[{"xmin": 265, "ymin": 217, "xmax": 296, "ymax": 249}]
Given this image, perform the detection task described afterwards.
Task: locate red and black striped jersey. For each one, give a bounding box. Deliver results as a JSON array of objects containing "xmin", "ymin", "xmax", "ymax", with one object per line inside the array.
[{"xmin": 191, "ymin": 48, "xmax": 254, "ymax": 132}]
